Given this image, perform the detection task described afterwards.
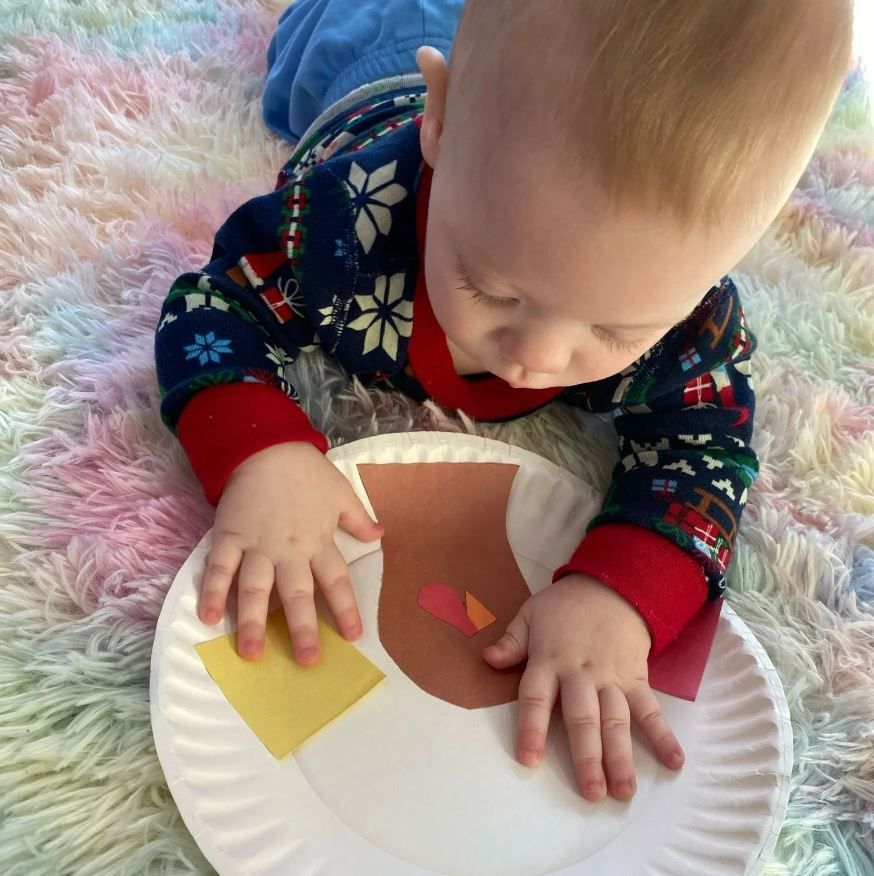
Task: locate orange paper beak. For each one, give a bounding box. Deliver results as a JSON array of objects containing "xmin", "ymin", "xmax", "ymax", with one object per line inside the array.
[{"xmin": 464, "ymin": 590, "xmax": 497, "ymax": 631}]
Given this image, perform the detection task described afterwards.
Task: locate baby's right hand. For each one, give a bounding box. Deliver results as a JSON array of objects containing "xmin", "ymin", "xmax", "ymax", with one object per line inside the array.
[{"xmin": 198, "ymin": 442, "xmax": 384, "ymax": 664}]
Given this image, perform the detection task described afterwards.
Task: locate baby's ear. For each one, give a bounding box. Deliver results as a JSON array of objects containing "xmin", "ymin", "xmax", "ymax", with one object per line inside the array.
[{"xmin": 416, "ymin": 46, "xmax": 448, "ymax": 168}]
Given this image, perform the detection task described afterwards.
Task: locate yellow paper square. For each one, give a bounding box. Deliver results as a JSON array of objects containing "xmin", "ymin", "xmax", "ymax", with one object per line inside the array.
[{"xmin": 195, "ymin": 609, "xmax": 385, "ymax": 758}]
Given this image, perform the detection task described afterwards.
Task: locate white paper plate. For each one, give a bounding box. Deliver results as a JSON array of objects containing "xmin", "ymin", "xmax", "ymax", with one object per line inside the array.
[{"xmin": 150, "ymin": 432, "xmax": 792, "ymax": 876}]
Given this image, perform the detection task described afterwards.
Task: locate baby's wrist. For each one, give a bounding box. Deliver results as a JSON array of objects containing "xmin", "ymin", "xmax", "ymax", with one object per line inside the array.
[{"xmin": 555, "ymin": 572, "xmax": 652, "ymax": 644}]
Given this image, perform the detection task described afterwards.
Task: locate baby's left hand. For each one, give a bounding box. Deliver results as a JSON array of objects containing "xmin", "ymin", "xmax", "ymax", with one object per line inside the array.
[{"xmin": 483, "ymin": 573, "xmax": 685, "ymax": 802}]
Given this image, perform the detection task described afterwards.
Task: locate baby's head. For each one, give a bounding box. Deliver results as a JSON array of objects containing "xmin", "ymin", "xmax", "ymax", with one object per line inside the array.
[{"xmin": 417, "ymin": 0, "xmax": 853, "ymax": 388}]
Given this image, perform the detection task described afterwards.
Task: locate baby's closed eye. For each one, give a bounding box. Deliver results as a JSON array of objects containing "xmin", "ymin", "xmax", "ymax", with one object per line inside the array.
[
  {"xmin": 455, "ymin": 260, "xmax": 647, "ymax": 353},
  {"xmin": 455, "ymin": 265, "xmax": 518, "ymax": 308},
  {"xmin": 590, "ymin": 327, "xmax": 647, "ymax": 353}
]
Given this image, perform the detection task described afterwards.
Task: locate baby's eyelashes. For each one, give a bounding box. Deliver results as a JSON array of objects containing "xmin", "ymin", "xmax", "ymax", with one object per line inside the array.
[
  {"xmin": 454, "ymin": 260, "xmax": 647, "ymax": 354},
  {"xmin": 455, "ymin": 265, "xmax": 518, "ymax": 308},
  {"xmin": 467, "ymin": 287, "xmax": 518, "ymax": 308},
  {"xmin": 591, "ymin": 327, "xmax": 647, "ymax": 353}
]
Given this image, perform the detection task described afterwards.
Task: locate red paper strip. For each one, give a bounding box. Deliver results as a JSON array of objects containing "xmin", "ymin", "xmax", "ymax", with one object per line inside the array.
[
  {"xmin": 418, "ymin": 583, "xmax": 479, "ymax": 638},
  {"xmin": 646, "ymin": 597, "xmax": 724, "ymax": 701}
]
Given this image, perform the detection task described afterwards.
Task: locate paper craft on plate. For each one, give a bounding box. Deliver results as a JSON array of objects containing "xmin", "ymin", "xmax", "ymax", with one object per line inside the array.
[
  {"xmin": 196, "ymin": 459, "xmax": 722, "ymax": 758},
  {"xmin": 358, "ymin": 461, "xmax": 722, "ymax": 706},
  {"xmin": 359, "ymin": 462, "xmax": 530, "ymax": 710}
]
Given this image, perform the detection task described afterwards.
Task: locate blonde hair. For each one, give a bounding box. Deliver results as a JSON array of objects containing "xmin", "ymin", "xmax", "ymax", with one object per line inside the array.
[{"xmin": 448, "ymin": 0, "xmax": 855, "ymax": 232}]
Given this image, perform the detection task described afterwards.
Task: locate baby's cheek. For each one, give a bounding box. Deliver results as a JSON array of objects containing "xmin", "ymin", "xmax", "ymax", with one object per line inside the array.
[
  {"xmin": 466, "ymin": 309, "xmax": 503, "ymax": 349},
  {"xmin": 427, "ymin": 279, "xmax": 474, "ymax": 346}
]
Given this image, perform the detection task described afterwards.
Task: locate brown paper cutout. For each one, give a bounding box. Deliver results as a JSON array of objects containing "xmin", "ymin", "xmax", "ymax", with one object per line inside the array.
[{"xmin": 358, "ymin": 463, "xmax": 531, "ymax": 710}]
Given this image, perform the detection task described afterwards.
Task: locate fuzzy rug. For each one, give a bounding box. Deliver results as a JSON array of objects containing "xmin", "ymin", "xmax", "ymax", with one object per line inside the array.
[{"xmin": 0, "ymin": 2, "xmax": 872, "ymax": 874}]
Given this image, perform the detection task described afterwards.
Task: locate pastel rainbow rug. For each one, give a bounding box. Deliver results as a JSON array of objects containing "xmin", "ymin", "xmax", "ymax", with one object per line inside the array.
[{"xmin": 1, "ymin": 2, "xmax": 872, "ymax": 873}]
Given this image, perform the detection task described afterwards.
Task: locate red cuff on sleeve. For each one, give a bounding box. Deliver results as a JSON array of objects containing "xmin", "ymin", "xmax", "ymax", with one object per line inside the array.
[
  {"xmin": 552, "ymin": 523, "xmax": 708, "ymax": 657},
  {"xmin": 176, "ymin": 382, "xmax": 328, "ymax": 506}
]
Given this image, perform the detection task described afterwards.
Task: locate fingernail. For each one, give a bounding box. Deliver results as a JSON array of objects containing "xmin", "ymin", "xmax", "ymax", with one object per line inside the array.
[
  {"xmin": 298, "ymin": 648, "xmax": 318, "ymax": 663},
  {"xmin": 616, "ymin": 779, "xmax": 634, "ymax": 796},
  {"xmin": 520, "ymin": 747, "xmax": 540, "ymax": 763},
  {"xmin": 585, "ymin": 781, "xmax": 603, "ymax": 797},
  {"xmin": 669, "ymin": 750, "xmax": 684, "ymax": 766},
  {"xmin": 204, "ymin": 609, "xmax": 220, "ymax": 623}
]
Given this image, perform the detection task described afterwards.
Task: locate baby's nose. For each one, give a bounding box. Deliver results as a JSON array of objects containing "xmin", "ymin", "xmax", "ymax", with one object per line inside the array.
[{"xmin": 499, "ymin": 329, "xmax": 570, "ymax": 375}]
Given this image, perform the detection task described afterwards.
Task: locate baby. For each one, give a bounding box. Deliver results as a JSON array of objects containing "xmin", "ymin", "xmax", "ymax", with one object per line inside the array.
[{"xmin": 154, "ymin": 0, "xmax": 853, "ymax": 803}]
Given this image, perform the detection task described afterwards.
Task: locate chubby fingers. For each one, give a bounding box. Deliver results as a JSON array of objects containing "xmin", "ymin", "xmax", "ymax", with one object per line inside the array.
[
  {"xmin": 562, "ymin": 678, "xmax": 641, "ymax": 801},
  {"xmin": 626, "ymin": 682, "xmax": 685, "ymax": 769},
  {"xmin": 275, "ymin": 553, "xmax": 319, "ymax": 666},
  {"xmin": 515, "ymin": 664, "xmax": 559, "ymax": 766},
  {"xmin": 483, "ymin": 610, "xmax": 530, "ymax": 668},
  {"xmin": 310, "ymin": 543, "xmax": 362, "ymax": 641},
  {"xmin": 337, "ymin": 487, "xmax": 384, "ymax": 543},
  {"xmin": 199, "ymin": 535, "xmax": 243, "ymax": 625},
  {"xmin": 235, "ymin": 550, "xmax": 275, "ymax": 660},
  {"xmin": 558, "ymin": 673, "xmax": 608, "ymax": 801},
  {"xmin": 598, "ymin": 684, "xmax": 636, "ymax": 800}
]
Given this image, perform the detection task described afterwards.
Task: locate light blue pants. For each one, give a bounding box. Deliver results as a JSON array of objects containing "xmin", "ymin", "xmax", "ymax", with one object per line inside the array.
[{"xmin": 263, "ymin": 0, "xmax": 464, "ymax": 141}]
